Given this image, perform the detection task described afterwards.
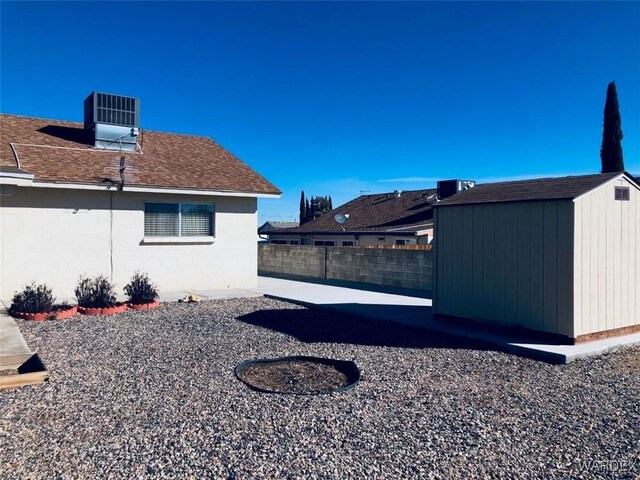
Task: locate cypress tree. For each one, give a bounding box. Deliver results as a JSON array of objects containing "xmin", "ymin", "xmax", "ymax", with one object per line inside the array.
[
  {"xmin": 600, "ymin": 81, "xmax": 625, "ymax": 173},
  {"xmin": 299, "ymin": 191, "xmax": 305, "ymax": 225},
  {"xmin": 310, "ymin": 197, "xmax": 316, "ymax": 220},
  {"xmin": 305, "ymin": 199, "xmax": 310, "ymax": 223},
  {"xmin": 328, "ymin": 196, "xmax": 333, "ymax": 210}
]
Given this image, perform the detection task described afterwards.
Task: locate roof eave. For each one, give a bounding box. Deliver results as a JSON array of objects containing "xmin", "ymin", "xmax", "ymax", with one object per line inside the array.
[
  {"xmin": 21, "ymin": 180, "xmax": 281, "ymax": 198},
  {"xmin": 0, "ymin": 171, "xmax": 35, "ymax": 186}
]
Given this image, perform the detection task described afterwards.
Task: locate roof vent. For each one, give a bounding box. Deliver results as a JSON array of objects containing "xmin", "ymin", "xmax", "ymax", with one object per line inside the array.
[
  {"xmin": 84, "ymin": 92, "xmax": 140, "ymax": 152},
  {"xmin": 437, "ymin": 179, "xmax": 475, "ymax": 200}
]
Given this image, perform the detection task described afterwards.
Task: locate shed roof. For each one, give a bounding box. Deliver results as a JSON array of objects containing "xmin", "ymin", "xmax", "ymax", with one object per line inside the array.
[
  {"xmin": 277, "ymin": 188, "xmax": 437, "ymax": 235},
  {"xmin": 434, "ymin": 172, "xmax": 635, "ymax": 206},
  {"xmin": 0, "ymin": 113, "xmax": 280, "ymax": 195}
]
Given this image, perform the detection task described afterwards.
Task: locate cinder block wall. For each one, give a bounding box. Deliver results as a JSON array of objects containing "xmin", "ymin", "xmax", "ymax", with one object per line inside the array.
[
  {"xmin": 258, "ymin": 245, "xmax": 325, "ymax": 278},
  {"xmin": 258, "ymin": 244, "xmax": 433, "ymax": 291}
]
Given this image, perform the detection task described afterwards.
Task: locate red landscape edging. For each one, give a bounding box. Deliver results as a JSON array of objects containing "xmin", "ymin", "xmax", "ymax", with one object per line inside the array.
[
  {"xmin": 11, "ymin": 305, "xmax": 78, "ymax": 321},
  {"xmin": 127, "ymin": 301, "xmax": 160, "ymax": 310},
  {"xmin": 77, "ymin": 303, "xmax": 128, "ymax": 316}
]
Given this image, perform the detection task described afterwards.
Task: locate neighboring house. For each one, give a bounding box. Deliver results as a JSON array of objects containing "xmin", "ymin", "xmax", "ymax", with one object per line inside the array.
[
  {"xmin": 0, "ymin": 92, "xmax": 280, "ymax": 299},
  {"xmin": 433, "ymin": 172, "xmax": 639, "ymax": 343},
  {"xmin": 258, "ymin": 221, "xmax": 299, "ymax": 242},
  {"xmin": 265, "ymin": 188, "xmax": 439, "ymax": 247}
]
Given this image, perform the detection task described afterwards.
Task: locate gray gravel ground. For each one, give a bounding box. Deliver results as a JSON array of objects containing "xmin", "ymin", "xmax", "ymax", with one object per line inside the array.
[{"xmin": 1, "ymin": 297, "xmax": 638, "ymax": 479}]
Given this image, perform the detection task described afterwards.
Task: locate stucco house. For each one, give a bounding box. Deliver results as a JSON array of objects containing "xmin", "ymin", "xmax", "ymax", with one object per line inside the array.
[
  {"xmin": 0, "ymin": 92, "xmax": 280, "ymax": 299},
  {"xmin": 433, "ymin": 172, "xmax": 639, "ymax": 343},
  {"xmin": 264, "ymin": 180, "xmax": 475, "ymax": 247},
  {"xmin": 257, "ymin": 221, "xmax": 299, "ymax": 241},
  {"xmin": 264, "ymin": 188, "xmax": 439, "ymax": 247}
]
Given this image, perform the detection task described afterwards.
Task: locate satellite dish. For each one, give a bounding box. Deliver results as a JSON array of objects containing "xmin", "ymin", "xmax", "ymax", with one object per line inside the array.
[
  {"xmin": 334, "ymin": 213, "xmax": 349, "ymax": 231},
  {"xmin": 334, "ymin": 213, "xmax": 348, "ymax": 225}
]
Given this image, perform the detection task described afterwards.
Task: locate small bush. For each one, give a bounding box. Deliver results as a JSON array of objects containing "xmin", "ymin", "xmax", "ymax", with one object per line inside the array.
[
  {"xmin": 75, "ymin": 276, "xmax": 117, "ymax": 308},
  {"xmin": 10, "ymin": 283, "xmax": 55, "ymax": 314},
  {"xmin": 124, "ymin": 272, "xmax": 159, "ymax": 305}
]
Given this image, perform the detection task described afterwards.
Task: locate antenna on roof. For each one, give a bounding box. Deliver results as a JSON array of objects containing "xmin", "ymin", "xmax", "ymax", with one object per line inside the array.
[{"xmin": 118, "ymin": 156, "xmax": 126, "ymax": 191}]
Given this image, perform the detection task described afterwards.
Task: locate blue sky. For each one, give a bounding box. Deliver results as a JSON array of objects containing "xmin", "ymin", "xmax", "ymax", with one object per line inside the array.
[{"xmin": 2, "ymin": 1, "xmax": 639, "ymax": 223}]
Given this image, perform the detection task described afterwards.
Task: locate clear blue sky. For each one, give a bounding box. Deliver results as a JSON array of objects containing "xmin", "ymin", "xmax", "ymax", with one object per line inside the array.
[{"xmin": 2, "ymin": 1, "xmax": 639, "ymax": 223}]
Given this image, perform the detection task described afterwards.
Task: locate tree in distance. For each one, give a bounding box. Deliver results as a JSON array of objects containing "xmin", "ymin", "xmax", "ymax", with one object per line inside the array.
[
  {"xmin": 600, "ymin": 81, "xmax": 624, "ymax": 173},
  {"xmin": 299, "ymin": 191, "xmax": 306, "ymax": 224},
  {"xmin": 299, "ymin": 193, "xmax": 333, "ymax": 224}
]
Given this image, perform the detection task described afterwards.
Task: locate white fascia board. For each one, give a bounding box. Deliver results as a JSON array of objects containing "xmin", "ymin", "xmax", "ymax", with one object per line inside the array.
[
  {"xmin": 27, "ymin": 181, "xmax": 281, "ymax": 198},
  {"xmin": 0, "ymin": 173, "xmax": 34, "ymax": 186},
  {"xmin": 124, "ymin": 185, "xmax": 281, "ymax": 198}
]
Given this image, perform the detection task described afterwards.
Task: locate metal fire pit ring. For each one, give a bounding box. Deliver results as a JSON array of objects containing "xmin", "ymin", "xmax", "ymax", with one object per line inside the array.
[{"xmin": 235, "ymin": 355, "xmax": 360, "ymax": 395}]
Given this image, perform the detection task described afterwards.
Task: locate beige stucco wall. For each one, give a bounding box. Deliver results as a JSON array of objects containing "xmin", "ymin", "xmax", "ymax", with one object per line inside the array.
[
  {"xmin": 0, "ymin": 186, "xmax": 258, "ymax": 299},
  {"xmin": 434, "ymin": 200, "xmax": 574, "ymax": 337},
  {"xmin": 573, "ymin": 176, "xmax": 640, "ymax": 336}
]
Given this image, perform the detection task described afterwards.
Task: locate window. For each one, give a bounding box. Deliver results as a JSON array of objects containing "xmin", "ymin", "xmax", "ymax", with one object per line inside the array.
[
  {"xmin": 144, "ymin": 202, "xmax": 214, "ymax": 237},
  {"xmin": 615, "ymin": 186, "xmax": 630, "ymax": 201},
  {"xmin": 270, "ymin": 240, "xmax": 287, "ymax": 245},
  {"xmin": 289, "ymin": 240, "xmax": 300, "ymax": 245},
  {"xmin": 181, "ymin": 204, "xmax": 214, "ymax": 236},
  {"xmin": 342, "ymin": 241, "xmax": 354, "ymax": 247},
  {"xmin": 144, "ymin": 203, "xmax": 178, "ymax": 236},
  {"xmin": 395, "ymin": 238, "xmax": 416, "ymax": 246},
  {"xmin": 314, "ymin": 240, "xmax": 335, "ymax": 246}
]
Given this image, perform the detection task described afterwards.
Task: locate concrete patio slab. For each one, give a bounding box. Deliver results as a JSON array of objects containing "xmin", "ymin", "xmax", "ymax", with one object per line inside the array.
[{"xmin": 253, "ymin": 276, "xmax": 640, "ymax": 364}]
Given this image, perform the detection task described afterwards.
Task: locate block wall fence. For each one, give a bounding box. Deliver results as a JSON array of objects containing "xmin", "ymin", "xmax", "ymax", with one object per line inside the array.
[{"xmin": 258, "ymin": 244, "xmax": 433, "ymax": 291}]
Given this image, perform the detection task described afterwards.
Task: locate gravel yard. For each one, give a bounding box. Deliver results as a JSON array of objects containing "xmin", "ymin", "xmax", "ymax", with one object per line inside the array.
[{"xmin": 1, "ymin": 297, "xmax": 638, "ymax": 479}]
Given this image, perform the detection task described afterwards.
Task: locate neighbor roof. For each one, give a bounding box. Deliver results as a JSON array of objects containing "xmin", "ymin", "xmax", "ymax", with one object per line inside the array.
[
  {"xmin": 277, "ymin": 189, "xmax": 437, "ymax": 235},
  {"xmin": 258, "ymin": 221, "xmax": 299, "ymax": 233},
  {"xmin": 0, "ymin": 114, "xmax": 280, "ymax": 195},
  {"xmin": 434, "ymin": 172, "xmax": 633, "ymax": 206}
]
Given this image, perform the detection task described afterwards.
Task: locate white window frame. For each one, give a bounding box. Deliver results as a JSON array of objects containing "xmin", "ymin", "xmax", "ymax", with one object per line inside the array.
[{"xmin": 142, "ymin": 201, "xmax": 215, "ymax": 244}]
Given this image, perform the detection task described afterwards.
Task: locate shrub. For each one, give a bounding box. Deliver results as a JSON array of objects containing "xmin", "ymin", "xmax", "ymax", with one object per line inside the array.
[
  {"xmin": 10, "ymin": 283, "xmax": 55, "ymax": 314},
  {"xmin": 124, "ymin": 272, "xmax": 159, "ymax": 305},
  {"xmin": 75, "ymin": 276, "xmax": 117, "ymax": 308}
]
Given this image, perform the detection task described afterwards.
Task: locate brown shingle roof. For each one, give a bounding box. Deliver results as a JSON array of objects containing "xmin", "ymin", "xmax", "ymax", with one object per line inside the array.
[
  {"xmin": 434, "ymin": 172, "xmax": 627, "ymax": 206},
  {"xmin": 279, "ymin": 188, "xmax": 437, "ymax": 235},
  {"xmin": 0, "ymin": 114, "xmax": 280, "ymax": 195}
]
